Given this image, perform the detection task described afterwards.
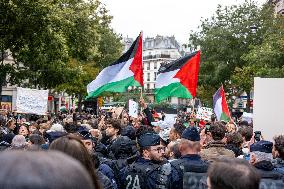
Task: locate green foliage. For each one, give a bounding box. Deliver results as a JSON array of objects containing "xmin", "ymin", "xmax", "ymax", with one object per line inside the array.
[
  {"xmin": 189, "ymin": 1, "xmax": 284, "ymax": 106},
  {"xmin": 0, "ymin": 0, "xmax": 122, "ymax": 94}
]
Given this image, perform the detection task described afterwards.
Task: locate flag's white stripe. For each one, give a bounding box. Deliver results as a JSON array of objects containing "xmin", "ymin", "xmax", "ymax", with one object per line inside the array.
[
  {"xmin": 156, "ymin": 69, "xmax": 180, "ymax": 88},
  {"xmin": 87, "ymin": 58, "xmax": 134, "ymax": 93},
  {"xmin": 213, "ymin": 97, "xmax": 222, "ymax": 121}
]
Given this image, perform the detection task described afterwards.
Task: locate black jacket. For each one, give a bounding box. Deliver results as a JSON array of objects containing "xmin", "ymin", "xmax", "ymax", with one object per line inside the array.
[{"xmin": 255, "ymin": 161, "xmax": 284, "ymax": 189}]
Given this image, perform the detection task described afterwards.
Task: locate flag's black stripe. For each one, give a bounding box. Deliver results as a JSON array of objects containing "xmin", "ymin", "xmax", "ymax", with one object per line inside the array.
[
  {"xmin": 158, "ymin": 51, "xmax": 198, "ymax": 74},
  {"xmin": 110, "ymin": 34, "xmax": 140, "ymax": 66}
]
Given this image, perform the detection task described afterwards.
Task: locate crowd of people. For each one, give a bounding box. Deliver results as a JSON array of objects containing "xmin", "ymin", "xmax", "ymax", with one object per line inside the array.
[{"xmin": 0, "ymin": 99, "xmax": 283, "ymax": 189}]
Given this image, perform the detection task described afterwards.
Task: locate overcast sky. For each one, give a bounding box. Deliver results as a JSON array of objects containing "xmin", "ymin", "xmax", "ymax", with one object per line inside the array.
[{"xmin": 101, "ymin": 0, "xmax": 267, "ymax": 44}]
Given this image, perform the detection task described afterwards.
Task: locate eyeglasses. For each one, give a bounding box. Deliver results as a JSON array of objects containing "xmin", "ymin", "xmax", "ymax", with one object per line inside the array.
[{"xmin": 151, "ymin": 147, "xmax": 166, "ymax": 153}]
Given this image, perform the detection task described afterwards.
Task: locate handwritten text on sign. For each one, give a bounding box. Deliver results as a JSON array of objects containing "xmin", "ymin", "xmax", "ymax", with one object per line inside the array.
[{"xmin": 16, "ymin": 87, "xmax": 48, "ymax": 115}]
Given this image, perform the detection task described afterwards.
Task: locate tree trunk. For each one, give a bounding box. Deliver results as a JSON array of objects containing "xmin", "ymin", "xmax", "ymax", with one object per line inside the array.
[
  {"xmin": 78, "ymin": 93, "xmax": 82, "ymax": 113},
  {"xmin": 246, "ymin": 91, "xmax": 251, "ymax": 113},
  {"xmin": 0, "ymin": 83, "xmax": 2, "ymax": 108},
  {"xmin": 0, "ymin": 76, "xmax": 4, "ymax": 108}
]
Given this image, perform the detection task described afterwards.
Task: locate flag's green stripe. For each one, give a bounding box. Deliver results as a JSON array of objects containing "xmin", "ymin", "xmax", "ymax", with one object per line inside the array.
[
  {"xmin": 86, "ymin": 76, "xmax": 140, "ymax": 99},
  {"xmin": 220, "ymin": 112, "xmax": 230, "ymax": 122},
  {"xmin": 155, "ymin": 82, "xmax": 193, "ymax": 102}
]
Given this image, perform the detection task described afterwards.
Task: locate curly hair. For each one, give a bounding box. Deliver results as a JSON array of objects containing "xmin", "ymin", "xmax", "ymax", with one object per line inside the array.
[
  {"xmin": 209, "ymin": 122, "xmax": 226, "ymax": 141},
  {"xmin": 173, "ymin": 123, "xmax": 186, "ymax": 137},
  {"xmin": 274, "ymin": 135, "xmax": 284, "ymax": 159},
  {"xmin": 238, "ymin": 126, "xmax": 253, "ymax": 142},
  {"xmin": 226, "ymin": 132, "xmax": 243, "ymax": 147}
]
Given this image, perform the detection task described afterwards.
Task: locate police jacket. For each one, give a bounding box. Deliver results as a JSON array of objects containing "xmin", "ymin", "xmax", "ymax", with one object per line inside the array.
[
  {"xmin": 96, "ymin": 170, "xmax": 115, "ymax": 189},
  {"xmin": 273, "ymin": 158, "xmax": 284, "ymax": 176},
  {"xmin": 255, "ymin": 160, "xmax": 284, "ymax": 189},
  {"xmin": 170, "ymin": 154, "xmax": 209, "ymax": 189},
  {"xmin": 120, "ymin": 156, "xmax": 171, "ymax": 189}
]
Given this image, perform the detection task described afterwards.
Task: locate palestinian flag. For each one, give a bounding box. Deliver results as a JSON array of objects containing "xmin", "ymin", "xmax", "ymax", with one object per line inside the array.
[
  {"xmin": 213, "ymin": 85, "xmax": 231, "ymax": 122},
  {"xmin": 155, "ymin": 51, "xmax": 200, "ymax": 102},
  {"xmin": 86, "ymin": 33, "xmax": 143, "ymax": 98}
]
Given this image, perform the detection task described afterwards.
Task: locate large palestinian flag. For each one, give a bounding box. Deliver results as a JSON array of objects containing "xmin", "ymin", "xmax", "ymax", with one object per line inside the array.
[
  {"xmin": 213, "ymin": 85, "xmax": 231, "ymax": 122},
  {"xmin": 86, "ymin": 33, "xmax": 143, "ymax": 99},
  {"xmin": 155, "ymin": 51, "xmax": 200, "ymax": 102}
]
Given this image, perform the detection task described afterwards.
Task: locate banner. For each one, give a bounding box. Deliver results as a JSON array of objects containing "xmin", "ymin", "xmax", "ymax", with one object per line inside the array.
[
  {"xmin": 16, "ymin": 87, "xmax": 48, "ymax": 115},
  {"xmin": 196, "ymin": 107, "xmax": 213, "ymax": 121},
  {"xmin": 129, "ymin": 99, "xmax": 138, "ymax": 118}
]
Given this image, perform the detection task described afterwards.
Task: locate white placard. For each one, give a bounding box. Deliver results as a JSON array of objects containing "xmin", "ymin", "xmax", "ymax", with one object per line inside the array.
[
  {"xmin": 16, "ymin": 87, "xmax": 48, "ymax": 115},
  {"xmin": 196, "ymin": 107, "xmax": 213, "ymax": 121},
  {"xmin": 128, "ymin": 99, "xmax": 138, "ymax": 118},
  {"xmin": 242, "ymin": 112, "xmax": 253, "ymax": 124},
  {"xmin": 254, "ymin": 78, "xmax": 284, "ymax": 141}
]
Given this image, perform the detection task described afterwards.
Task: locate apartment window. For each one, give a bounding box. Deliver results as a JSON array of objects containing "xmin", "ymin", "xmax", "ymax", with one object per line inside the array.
[
  {"xmin": 154, "ymin": 72, "xmax": 157, "ymax": 81},
  {"xmin": 147, "ymin": 73, "xmax": 150, "ymax": 81},
  {"xmin": 147, "ymin": 63, "xmax": 150, "ymax": 70},
  {"xmin": 154, "ymin": 62, "xmax": 157, "ymax": 69},
  {"xmin": 147, "ymin": 84, "xmax": 150, "ymax": 89}
]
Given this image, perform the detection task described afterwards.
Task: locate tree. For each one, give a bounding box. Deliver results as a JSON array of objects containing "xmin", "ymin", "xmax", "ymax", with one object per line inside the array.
[
  {"xmin": 188, "ymin": 1, "xmax": 284, "ymax": 111},
  {"xmin": 0, "ymin": 0, "xmax": 123, "ymax": 111}
]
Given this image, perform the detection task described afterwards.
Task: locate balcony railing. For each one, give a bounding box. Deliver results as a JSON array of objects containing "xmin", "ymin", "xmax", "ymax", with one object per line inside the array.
[{"xmin": 143, "ymin": 54, "xmax": 171, "ymax": 60}]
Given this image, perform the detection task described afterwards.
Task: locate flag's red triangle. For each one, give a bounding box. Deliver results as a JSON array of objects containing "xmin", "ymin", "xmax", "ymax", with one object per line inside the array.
[
  {"xmin": 174, "ymin": 51, "xmax": 200, "ymax": 97},
  {"xmin": 221, "ymin": 85, "xmax": 231, "ymax": 118},
  {"xmin": 129, "ymin": 33, "xmax": 143, "ymax": 86}
]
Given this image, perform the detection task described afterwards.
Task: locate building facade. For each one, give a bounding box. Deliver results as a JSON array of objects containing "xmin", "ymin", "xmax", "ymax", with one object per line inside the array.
[
  {"xmin": 0, "ymin": 51, "xmax": 72, "ymax": 113},
  {"xmin": 269, "ymin": 0, "xmax": 284, "ymax": 15}
]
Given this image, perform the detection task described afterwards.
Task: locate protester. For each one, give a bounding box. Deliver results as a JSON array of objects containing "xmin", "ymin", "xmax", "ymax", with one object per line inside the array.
[
  {"xmin": 249, "ymin": 140, "xmax": 284, "ymax": 187},
  {"xmin": 0, "ymin": 99, "xmax": 283, "ymax": 189},
  {"xmin": 226, "ymin": 132, "xmax": 244, "ymax": 157},
  {"xmin": 238, "ymin": 126, "xmax": 254, "ymax": 157},
  {"xmin": 169, "ymin": 123, "xmax": 185, "ymax": 142},
  {"xmin": 273, "ymin": 135, "xmax": 284, "ymax": 175},
  {"xmin": 200, "ymin": 122, "xmax": 235, "ymax": 161},
  {"xmin": 165, "ymin": 139, "xmax": 181, "ymax": 161},
  {"xmin": 27, "ymin": 134, "xmax": 45, "ymax": 151},
  {"xmin": 105, "ymin": 119, "xmax": 121, "ymax": 146},
  {"xmin": 49, "ymin": 135, "xmax": 102, "ymax": 189},
  {"xmin": 10, "ymin": 134, "xmax": 27, "ymax": 150}
]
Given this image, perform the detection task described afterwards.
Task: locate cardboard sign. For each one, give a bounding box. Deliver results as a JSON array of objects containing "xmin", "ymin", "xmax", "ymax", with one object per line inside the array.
[
  {"xmin": 196, "ymin": 107, "xmax": 213, "ymax": 121},
  {"xmin": 128, "ymin": 99, "xmax": 138, "ymax": 118},
  {"xmin": 16, "ymin": 87, "xmax": 48, "ymax": 115}
]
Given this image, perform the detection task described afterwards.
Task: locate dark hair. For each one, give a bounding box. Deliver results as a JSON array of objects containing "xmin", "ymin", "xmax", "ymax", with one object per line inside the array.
[
  {"xmin": 29, "ymin": 134, "xmax": 45, "ymax": 145},
  {"xmin": 0, "ymin": 151, "xmax": 94, "ymax": 189},
  {"xmin": 135, "ymin": 125, "xmax": 155, "ymax": 138},
  {"xmin": 208, "ymin": 158, "xmax": 260, "ymax": 189},
  {"xmin": 226, "ymin": 132, "xmax": 243, "ymax": 147},
  {"xmin": 49, "ymin": 134, "xmax": 101, "ymax": 189},
  {"xmin": 171, "ymin": 141, "xmax": 181, "ymax": 159},
  {"xmin": 209, "ymin": 122, "xmax": 226, "ymax": 141},
  {"xmin": 238, "ymin": 126, "xmax": 253, "ymax": 142},
  {"xmin": 64, "ymin": 123, "xmax": 78, "ymax": 133},
  {"xmin": 106, "ymin": 119, "xmax": 121, "ymax": 135},
  {"xmin": 173, "ymin": 123, "xmax": 186, "ymax": 137},
  {"xmin": 239, "ymin": 120, "xmax": 249, "ymax": 127},
  {"xmin": 274, "ymin": 135, "xmax": 284, "ymax": 159},
  {"xmin": 110, "ymin": 136, "xmax": 137, "ymax": 159}
]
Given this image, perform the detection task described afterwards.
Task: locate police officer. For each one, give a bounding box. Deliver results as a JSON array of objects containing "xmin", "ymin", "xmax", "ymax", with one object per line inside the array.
[
  {"xmin": 109, "ymin": 136, "xmax": 138, "ymax": 188},
  {"xmin": 170, "ymin": 126, "xmax": 209, "ymax": 189},
  {"xmin": 120, "ymin": 132, "xmax": 171, "ymax": 189}
]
